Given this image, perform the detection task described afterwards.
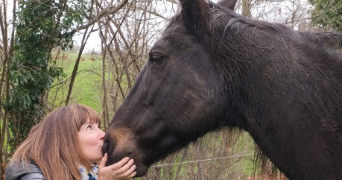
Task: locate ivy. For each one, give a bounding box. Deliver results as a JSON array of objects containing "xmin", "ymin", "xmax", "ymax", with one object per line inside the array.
[{"xmin": 4, "ymin": 0, "xmax": 87, "ymax": 148}]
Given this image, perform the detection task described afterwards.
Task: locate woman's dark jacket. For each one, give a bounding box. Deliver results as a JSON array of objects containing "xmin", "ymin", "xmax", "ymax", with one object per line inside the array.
[{"xmin": 5, "ymin": 160, "xmax": 46, "ymax": 180}]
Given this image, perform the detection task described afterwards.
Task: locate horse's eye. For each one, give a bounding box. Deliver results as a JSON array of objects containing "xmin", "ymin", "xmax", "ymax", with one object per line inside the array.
[{"xmin": 149, "ymin": 52, "xmax": 165, "ymax": 65}]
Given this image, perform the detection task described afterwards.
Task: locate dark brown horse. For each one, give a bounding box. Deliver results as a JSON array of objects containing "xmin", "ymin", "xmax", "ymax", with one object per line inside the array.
[{"xmin": 102, "ymin": 0, "xmax": 342, "ymax": 179}]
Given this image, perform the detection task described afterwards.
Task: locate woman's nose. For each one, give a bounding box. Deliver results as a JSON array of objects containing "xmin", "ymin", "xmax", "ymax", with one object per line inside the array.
[{"xmin": 99, "ymin": 129, "xmax": 105, "ymax": 140}]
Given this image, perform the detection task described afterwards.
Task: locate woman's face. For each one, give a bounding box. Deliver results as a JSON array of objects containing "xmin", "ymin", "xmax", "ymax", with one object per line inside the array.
[{"xmin": 78, "ymin": 120, "xmax": 105, "ymax": 163}]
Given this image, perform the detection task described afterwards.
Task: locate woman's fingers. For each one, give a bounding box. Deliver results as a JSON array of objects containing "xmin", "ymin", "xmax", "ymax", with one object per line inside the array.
[
  {"xmin": 122, "ymin": 159, "xmax": 134, "ymax": 170},
  {"xmin": 98, "ymin": 155, "xmax": 137, "ymax": 180},
  {"xmin": 109, "ymin": 157, "xmax": 130, "ymax": 170},
  {"xmin": 114, "ymin": 159, "xmax": 135, "ymax": 174},
  {"xmin": 116, "ymin": 163, "xmax": 137, "ymax": 179},
  {"xmin": 99, "ymin": 153, "xmax": 108, "ymax": 168},
  {"xmin": 121, "ymin": 163, "xmax": 136, "ymax": 177},
  {"xmin": 129, "ymin": 171, "xmax": 137, "ymax": 178}
]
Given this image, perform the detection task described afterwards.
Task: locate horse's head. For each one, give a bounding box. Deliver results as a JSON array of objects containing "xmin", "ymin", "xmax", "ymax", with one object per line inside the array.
[{"xmin": 102, "ymin": 0, "xmax": 237, "ymax": 177}]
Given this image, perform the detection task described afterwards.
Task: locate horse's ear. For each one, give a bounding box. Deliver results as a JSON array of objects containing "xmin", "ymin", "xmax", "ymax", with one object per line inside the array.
[
  {"xmin": 217, "ymin": 0, "xmax": 237, "ymax": 10},
  {"xmin": 179, "ymin": 0, "xmax": 210, "ymax": 36}
]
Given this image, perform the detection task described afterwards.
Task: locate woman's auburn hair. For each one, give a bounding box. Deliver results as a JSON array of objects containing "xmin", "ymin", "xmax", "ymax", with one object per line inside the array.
[{"xmin": 10, "ymin": 104, "xmax": 102, "ymax": 180}]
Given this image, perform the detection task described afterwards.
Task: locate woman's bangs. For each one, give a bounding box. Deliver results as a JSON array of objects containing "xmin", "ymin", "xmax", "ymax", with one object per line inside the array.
[
  {"xmin": 69, "ymin": 104, "xmax": 101, "ymax": 130},
  {"xmin": 87, "ymin": 109, "xmax": 101, "ymax": 124},
  {"xmin": 80, "ymin": 105, "xmax": 101, "ymax": 125}
]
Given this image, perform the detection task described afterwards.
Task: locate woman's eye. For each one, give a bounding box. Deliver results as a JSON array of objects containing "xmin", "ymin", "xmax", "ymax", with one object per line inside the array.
[
  {"xmin": 86, "ymin": 125, "xmax": 92, "ymax": 130},
  {"xmin": 149, "ymin": 52, "xmax": 165, "ymax": 64}
]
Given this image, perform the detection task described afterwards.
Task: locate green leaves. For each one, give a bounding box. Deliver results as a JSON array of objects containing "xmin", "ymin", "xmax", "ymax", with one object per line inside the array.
[
  {"xmin": 5, "ymin": 0, "xmax": 88, "ymax": 147},
  {"xmin": 310, "ymin": 0, "xmax": 342, "ymax": 32}
]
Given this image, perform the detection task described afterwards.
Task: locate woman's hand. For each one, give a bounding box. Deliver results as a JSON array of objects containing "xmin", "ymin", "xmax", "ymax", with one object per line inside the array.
[{"xmin": 98, "ymin": 153, "xmax": 136, "ymax": 180}]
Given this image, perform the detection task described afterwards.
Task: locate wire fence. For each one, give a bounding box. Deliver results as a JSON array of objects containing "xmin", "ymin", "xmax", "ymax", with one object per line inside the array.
[
  {"xmin": 137, "ymin": 130, "xmax": 289, "ymax": 180},
  {"xmin": 137, "ymin": 130, "xmax": 264, "ymax": 180},
  {"xmin": 151, "ymin": 153, "xmax": 256, "ymax": 168}
]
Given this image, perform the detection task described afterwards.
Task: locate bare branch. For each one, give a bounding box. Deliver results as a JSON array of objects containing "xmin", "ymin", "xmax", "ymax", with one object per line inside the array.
[{"xmin": 76, "ymin": 0, "xmax": 128, "ymax": 31}]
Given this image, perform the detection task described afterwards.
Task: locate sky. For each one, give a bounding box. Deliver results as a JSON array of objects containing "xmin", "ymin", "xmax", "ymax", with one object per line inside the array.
[{"xmin": 72, "ymin": 0, "xmax": 313, "ymax": 53}]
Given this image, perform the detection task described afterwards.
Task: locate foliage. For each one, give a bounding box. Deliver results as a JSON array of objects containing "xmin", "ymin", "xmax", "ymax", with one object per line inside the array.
[
  {"xmin": 3, "ymin": 0, "xmax": 87, "ymax": 148},
  {"xmin": 309, "ymin": 0, "xmax": 342, "ymax": 32},
  {"xmin": 49, "ymin": 53, "xmax": 103, "ymax": 112}
]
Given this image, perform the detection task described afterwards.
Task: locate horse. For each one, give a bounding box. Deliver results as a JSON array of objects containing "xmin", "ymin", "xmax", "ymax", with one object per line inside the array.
[{"xmin": 102, "ymin": 0, "xmax": 342, "ymax": 179}]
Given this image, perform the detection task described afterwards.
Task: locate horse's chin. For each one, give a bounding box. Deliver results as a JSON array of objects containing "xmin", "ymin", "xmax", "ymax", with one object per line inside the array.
[{"xmin": 134, "ymin": 163, "xmax": 148, "ymax": 177}]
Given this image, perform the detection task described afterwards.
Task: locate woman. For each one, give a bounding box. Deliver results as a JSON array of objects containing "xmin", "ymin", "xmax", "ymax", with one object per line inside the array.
[{"xmin": 5, "ymin": 104, "xmax": 136, "ymax": 180}]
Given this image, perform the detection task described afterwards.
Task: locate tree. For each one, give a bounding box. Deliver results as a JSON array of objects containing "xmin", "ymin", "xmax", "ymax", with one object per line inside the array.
[
  {"xmin": 1, "ymin": 0, "xmax": 130, "ymax": 177},
  {"xmin": 309, "ymin": 0, "xmax": 342, "ymax": 32},
  {"xmin": 4, "ymin": 0, "xmax": 86, "ymax": 149}
]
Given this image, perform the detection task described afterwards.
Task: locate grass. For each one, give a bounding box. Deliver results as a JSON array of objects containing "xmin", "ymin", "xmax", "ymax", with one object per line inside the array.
[
  {"xmin": 137, "ymin": 129, "xmax": 260, "ymax": 180},
  {"xmin": 50, "ymin": 53, "xmax": 104, "ymax": 112}
]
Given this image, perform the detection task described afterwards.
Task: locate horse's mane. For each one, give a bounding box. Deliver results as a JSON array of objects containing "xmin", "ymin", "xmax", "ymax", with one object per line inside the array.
[
  {"xmin": 165, "ymin": 2, "xmax": 342, "ymax": 52},
  {"xmin": 204, "ymin": 2, "xmax": 342, "ymax": 175},
  {"xmin": 161, "ymin": 3, "xmax": 342, "ymax": 176},
  {"xmin": 208, "ymin": 3, "xmax": 342, "ymax": 51}
]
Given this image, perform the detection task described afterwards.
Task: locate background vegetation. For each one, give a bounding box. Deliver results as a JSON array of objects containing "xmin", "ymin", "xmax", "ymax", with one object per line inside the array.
[
  {"xmin": 0, "ymin": 0, "xmax": 341, "ymax": 179},
  {"xmin": 309, "ymin": 0, "xmax": 342, "ymax": 32}
]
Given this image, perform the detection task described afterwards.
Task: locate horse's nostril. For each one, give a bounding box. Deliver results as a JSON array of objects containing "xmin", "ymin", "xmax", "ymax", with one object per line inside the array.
[
  {"xmin": 102, "ymin": 141, "xmax": 108, "ymax": 156},
  {"xmin": 102, "ymin": 136, "xmax": 117, "ymax": 158},
  {"xmin": 127, "ymin": 151, "xmax": 133, "ymax": 157},
  {"xmin": 102, "ymin": 137, "xmax": 112, "ymax": 156}
]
